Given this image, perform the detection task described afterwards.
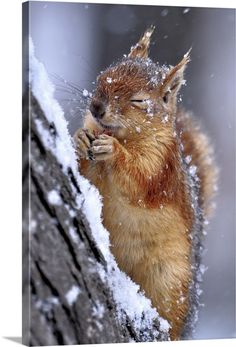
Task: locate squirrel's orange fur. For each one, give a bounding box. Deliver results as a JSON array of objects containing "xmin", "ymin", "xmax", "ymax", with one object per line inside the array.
[{"xmin": 74, "ymin": 27, "xmax": 217, "ymax": 340}]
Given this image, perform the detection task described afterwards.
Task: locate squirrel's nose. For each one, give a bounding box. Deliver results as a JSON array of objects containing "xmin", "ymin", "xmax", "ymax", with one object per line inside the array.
[{"xmin": 90, "ymin": 99, "xmax": 106, "ymax": 119}]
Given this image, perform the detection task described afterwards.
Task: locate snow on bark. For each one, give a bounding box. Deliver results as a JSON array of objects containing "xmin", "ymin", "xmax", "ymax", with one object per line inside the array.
[{"xmin": 23, "ymin": 38, "xmax": 170, "ymax": 345}]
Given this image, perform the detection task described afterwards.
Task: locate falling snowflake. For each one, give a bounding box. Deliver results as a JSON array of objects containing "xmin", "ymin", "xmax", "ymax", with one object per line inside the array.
[
  {"xmin": 82, "ymin": 89, "xmax": 89, "ymax": 97},
  {"xmin": 106, "ymin": 77, "xmax": 113, "ymax": 84}
]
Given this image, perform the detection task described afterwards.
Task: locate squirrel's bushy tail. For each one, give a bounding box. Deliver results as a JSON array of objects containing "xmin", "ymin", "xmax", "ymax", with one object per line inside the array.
[{"xmin": 176, "ymin": 109, "xmax": 218, "ymax": 219}]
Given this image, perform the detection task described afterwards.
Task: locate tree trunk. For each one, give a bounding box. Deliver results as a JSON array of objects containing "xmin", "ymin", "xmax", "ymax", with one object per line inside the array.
[{"xmin": 22, "ymin": 90, "xmax": 169, "ymax": 346}]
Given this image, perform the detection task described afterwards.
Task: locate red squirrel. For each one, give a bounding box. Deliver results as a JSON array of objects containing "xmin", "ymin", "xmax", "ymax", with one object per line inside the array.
[{"xmin": 74, "ymin": 26, "xmax": 217, "ymax": 340}]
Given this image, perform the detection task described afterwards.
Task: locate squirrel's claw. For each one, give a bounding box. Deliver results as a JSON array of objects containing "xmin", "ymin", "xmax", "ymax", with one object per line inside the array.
[{"xmin": 90, "ymin": 134, "xmax": 119, "ymax": 161}]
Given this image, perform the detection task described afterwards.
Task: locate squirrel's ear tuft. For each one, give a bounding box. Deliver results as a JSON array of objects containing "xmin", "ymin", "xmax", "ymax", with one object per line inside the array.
[
  {"xmin": 128, "ymin": 25, "xmax": 155, "ymax": 59},
  {"xmin": 160, "ymin": 49, "xmax": 191, "ymax": 103}
]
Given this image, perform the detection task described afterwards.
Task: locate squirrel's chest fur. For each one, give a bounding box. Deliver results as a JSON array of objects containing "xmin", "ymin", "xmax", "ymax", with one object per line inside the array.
[{"xmin": 80, "ymin": 154, "xmax": 192, "ymax": 283}]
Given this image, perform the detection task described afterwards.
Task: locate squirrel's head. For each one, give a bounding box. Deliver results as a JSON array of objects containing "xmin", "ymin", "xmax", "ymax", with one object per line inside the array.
[{"xmin": 88, "ymin": 26, "xmax": 190, "ymax": 139}]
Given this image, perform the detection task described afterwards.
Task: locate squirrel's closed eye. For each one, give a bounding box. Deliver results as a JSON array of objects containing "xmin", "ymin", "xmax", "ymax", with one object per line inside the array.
[
  {"xmin": 130, "ymin": 93, "xmax": 150, "ymax": 109},
  {"xmin": 130, "ymin": 99, "xmax": 148, "ymax": 103},
  {"xmin": 130, "ymin": 99, "xmax": 150, "ymax": 110}
]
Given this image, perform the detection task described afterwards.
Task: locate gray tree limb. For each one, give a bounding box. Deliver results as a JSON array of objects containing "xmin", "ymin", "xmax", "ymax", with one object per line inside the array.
[{"xmin": 22, "ymin": 90, "xmax": 169, "ymax": 346}]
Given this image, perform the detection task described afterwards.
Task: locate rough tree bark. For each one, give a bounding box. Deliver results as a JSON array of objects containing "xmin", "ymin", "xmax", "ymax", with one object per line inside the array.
[{"xmin": 22, "ymin": 91, "xmax": 169, "ymax": 346}]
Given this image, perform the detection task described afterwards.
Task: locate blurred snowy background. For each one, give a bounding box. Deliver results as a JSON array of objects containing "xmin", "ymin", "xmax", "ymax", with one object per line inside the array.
[{"xmin": 25, "ymin": 1, "xmax": 235, "ymax": 340}]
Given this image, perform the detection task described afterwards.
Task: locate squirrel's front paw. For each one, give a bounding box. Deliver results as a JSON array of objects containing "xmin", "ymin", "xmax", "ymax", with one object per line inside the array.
[
  {"xmin": 90, "ymin": 134, "xmax": 119, "ymax": 161},
  {"xmin": 73, "ymin": 128, "xmax": 95, "ymax": 159}
]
